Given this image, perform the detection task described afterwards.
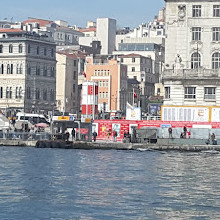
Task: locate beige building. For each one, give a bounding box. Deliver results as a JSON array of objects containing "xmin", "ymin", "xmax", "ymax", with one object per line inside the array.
[
  {"xmin": 56, "ymin": 51, "xmax": 78, "ymax": 114},
  {"xmin": 0, "ymin": 29, "xmax": 56, "ymax": 116},
  {"xmin": 163, "ymin": 0, "xmax": 220, "ymax": 106}
]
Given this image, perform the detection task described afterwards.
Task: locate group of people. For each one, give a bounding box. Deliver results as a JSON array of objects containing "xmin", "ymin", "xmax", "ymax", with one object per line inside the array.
[{"xmin": 168, "ymin": 126, "xmax": 191, "ymax": 139}]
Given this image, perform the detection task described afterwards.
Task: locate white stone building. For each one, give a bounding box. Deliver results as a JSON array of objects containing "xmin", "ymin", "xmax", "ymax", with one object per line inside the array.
[
  {"xmin": 163, "ymin": 0, "xmax": 220, "ymax": 107},
  {"xmin": 0, "ymin": 29, "xmax": 56, "ymax": 115}
]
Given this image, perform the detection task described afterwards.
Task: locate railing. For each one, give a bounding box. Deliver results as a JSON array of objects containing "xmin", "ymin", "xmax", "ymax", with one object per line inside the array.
[{"xmin": 0, "ymin": 131, "xmax": 51, "ymax": 140}]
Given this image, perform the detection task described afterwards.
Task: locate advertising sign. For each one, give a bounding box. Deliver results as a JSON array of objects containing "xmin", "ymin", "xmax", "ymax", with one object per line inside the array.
[
  {"xmin": 126, "ymin": 103, "xmax": 141, "ymax": 121},
  {"xmin": 162, "ymin": 106, "xmax": 209, "ymax": 122},
  {"xmin": 148, "ymin": 103, "xmax": 162, "ymax": 115}
]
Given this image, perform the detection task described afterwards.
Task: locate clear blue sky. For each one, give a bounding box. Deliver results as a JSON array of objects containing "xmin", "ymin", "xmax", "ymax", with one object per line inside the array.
[{"xmin": 2, "ymin": 0, "xmax": 165, "ymax": 28}]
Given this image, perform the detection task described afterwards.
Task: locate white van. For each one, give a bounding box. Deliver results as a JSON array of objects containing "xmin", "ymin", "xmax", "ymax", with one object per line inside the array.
[{"xmin": 16, "ymin": 112, "xmax": 49, "ymax": 125}]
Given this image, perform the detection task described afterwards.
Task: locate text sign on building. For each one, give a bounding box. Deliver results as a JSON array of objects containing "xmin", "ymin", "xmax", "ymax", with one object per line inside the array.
[
  {"xmin": 162, "ymin": 106, "xmax": 209, "ymax": 122},
  {"xmin": 126, "ymin": 103, "xmax": 141, "ymax": 121}
]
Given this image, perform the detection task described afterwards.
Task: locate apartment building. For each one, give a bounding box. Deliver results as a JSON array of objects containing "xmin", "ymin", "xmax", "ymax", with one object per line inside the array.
[{"xmin": 0, "ymin": 29, "xmax": 56, "ymax": 115}]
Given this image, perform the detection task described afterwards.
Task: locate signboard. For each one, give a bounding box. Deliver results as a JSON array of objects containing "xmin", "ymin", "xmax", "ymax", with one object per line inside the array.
[
  {"xmin": 162, "ymin": 106, "xmax": 209, "ymax": 122},
  {"xmin": 52, "ymin": 116, "xmax": 74, "ymax": 121},
  {"xmin": 126, "ymin": 103, "xmax": 141, "ymax": 121},
  {"xmin": 211, "ymin": 108, "xmax": 220, "ymax": 122},
  {"xmin": 112, "ymin": 123, "xmax": 121, "ymax": 137},
  {"xmin": 148, "ymin": 103, "xmax": 161, "ymax": 115}
]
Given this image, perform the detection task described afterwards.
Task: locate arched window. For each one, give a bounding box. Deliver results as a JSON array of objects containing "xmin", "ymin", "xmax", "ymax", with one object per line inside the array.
[
  {"xmin": 19, "ymin": 44, "xmax": 23, "ymax": 53},
  {"xmin": 27, "ymin": 64, "xmax": 31, "ymax": 75},
  {"xmin": 212, "ymin": 52, "xmax": 220, "ymax": 69},
  {"xmin": 15, "ymin": 87, "xmax": 19, "ymax": 98},
  {"xmin": 16, "ymin": 64, "xmax": 19, "ymax": 74},
  {"xmin": 51, "ymin": 48, "xmax": 54, "ymax": 57},
  {"xmin": 27, "ymin": 44, "xmax": 31, "ymax": 53},
  {"xmin": 9, "ymin": 44, "xmax": 13, "ymax": 53},
  {"xmin": 43, "ymin": 66, "xmax": 47, "ymax": 76},
  {"xmin": 44, "ymin": 48, "xmax": 47, "ymax": 56},
  {"xmin": 0, "ymin": 45, "xmax": 3, "ymax": 53},
  {"xmin": 191, "ymin": 52, "xmax": 201, "ymax": 69},
  {"xmin": 20, "ymin": 64, "xmax": 23, "ymax": 74},
  {"xmin": 7, "ymin": 64, "xmax": 10, "ymax": 74}
]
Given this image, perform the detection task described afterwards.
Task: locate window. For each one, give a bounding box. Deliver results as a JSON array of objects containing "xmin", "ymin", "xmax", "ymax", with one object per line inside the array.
[
  {"xmin": 16, "ymin": 64, "xmax": 22, "ymax": 74},
  {"xmin": 212, "ymin": 52, "xmax": 220, "ymax": 69},
  {"xmin": 36, "ymin": 65, "xmax": 40, "ymax": 76},
  {"xmin": 164, "ymin": 87, "xmax": 170, "ymax": 99},
  {"xmin": 15, "ymin": 87, "xmax": 19, "ymax": 98},
  {"xmin": 6, "ymin": 87, "xmax": 12, "ymax": 99},
  {"xmin": 192, "ymin": 5, "xmax": 201, "ymax": 17},
  {"xmin": 74, "ymin": 60, "xmax": 77, "ymax": 67},
  {"xmin": 132, "ymin": 57, "xmax": 135, "ymax": 63},
  {"xmin": 9, "ymin": 44, "xmax": 13, "ymax": 53},
  {"xmin": 0, "ymin": 64, "xmax": 3, "ymax": 74},
  {"xmin": 18, "ymin": 44, "xmax": 23, "ymax": 53},
  {"xmin": 0, "ymin": 87, "xmax": 3, "ymax": 98},
  {"xmin": 51, "ymin": 48, "xmax": 54, "ymax": 57},
  {"xmin": 192, "ymin": 27, "xmax": 201, "ymax": 41},
  {"xmin": 0, "ymin": 45, "xmax": 3, "ymax": 53},
  {"xmin": 43, "ymin": 66, "xmax": 47, "ymax": 76},
  {"xmin": 185, "ymin": 87, "xmax": 196, "ymax": 99},
  {"xmin": 36, "ymin": 88, "xmax": 40, "ymax": 100},
  {"xmin": 73, "ymin": 71, "xmax": 76, "ymax": 80},
  {"xmin": 191, "ymin": 52, "xmax": 201, "ymax": 69},
  {"xmin": 121, "ymin": 58, "xmax": 123, "ymax": 62},
  {"xmin": 43, "ymin": 89, "xmax": 47, "ymax": 100},
  {"xmin": 212, "ymin": 27, "xmax": 220, "ymax": 41},
  {"xmin": 37, "ymin": 46, "xmax": 39, "ymax": 55},
  {"xmin": 51, "ymin": 67, "xmax": 55, "ymax": 77},
  {"xmin": 213, "ymin": 5, "xmax": 220, "ymax": 17},
  {"xmin": 27, "ymin": 87, "xmax": 31, "ymax": 99},
  {"xmin": 50, "ymin": 89, "xmax": 55, "ymax": 101},
  {"xmin": 132, "ymin": 67, "xmax": 135, "ymax": 72},
  {"xmin": 7, "ymin": 64, "xmax": 11, "ymax": 74},
  {"xmin": 204, "ymin": 87, "xmax": 215, "ymax": 100},
  {"xmin": 28, "ymin": 44, "xmax": 31, "ymax": 54},
  {"xmin": 27, "ymin": 64, "xmax": 31, "ymax": 75},
  {"xmin": 44, "ymin": 48, "xmax": 47, "ymax": 56},
  {"xmin": 73, "ymin": 84, "xmax": 76, "ymax": 93}
]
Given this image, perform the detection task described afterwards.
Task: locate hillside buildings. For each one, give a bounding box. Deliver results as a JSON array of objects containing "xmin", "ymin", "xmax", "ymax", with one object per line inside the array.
[
  {"xmin": 0, "ymin": 29, "xmax": 56, "ymax": 115},
  {"xmin": 163, "ymin": 0, "xmax": 220, "ymax": 107}
]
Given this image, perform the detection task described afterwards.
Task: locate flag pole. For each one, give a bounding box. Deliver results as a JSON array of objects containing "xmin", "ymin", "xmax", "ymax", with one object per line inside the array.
[{"xmin": 133, "ymin": 88, "xmax": 134, "ymax": 107}]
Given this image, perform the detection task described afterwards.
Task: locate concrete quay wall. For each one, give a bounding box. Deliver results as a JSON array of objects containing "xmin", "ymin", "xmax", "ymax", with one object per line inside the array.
[{"xmin": 1, "ymin": 140, "xmax": 220, "ymax": 152}]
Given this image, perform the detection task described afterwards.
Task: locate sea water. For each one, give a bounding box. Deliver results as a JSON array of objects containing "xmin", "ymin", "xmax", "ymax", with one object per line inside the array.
[{"xmin": 0, "ymin": 146, "xmax": 220, "ymax": 220}]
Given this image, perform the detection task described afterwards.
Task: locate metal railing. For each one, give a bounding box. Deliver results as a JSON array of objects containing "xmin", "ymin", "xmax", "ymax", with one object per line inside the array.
[{"xmin": 0, "ymin": 131, "xmax": 51, "ymax": 141}]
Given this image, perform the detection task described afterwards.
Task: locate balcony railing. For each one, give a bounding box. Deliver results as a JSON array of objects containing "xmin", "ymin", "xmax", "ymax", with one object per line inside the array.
[{"xmin": 163, "ymin": 69, "xmax": 220, "ymax": 79}]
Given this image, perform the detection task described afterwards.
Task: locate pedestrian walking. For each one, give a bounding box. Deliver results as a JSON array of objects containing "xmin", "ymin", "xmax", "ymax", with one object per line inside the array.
[
  {"xmin": 71, "ymin": 128, "xmax": 75, "ymax": 141},
  {"xmin": 113, "ymin": 130, "xmax": 117, "ymax": 142},
  {"xmin": 211, "ymin": 133, "xmax": 216, "ymax": 145},
  {"xmin": 93, "ymin": 131, "xmax": 97, "ymax": 142},
  {"xmin": 168, "ymin": 127, "xmax": 173, "ymax": 138},
  {"xmin": 106, "ymin": 130, "xmax": 111, "ymax": 141}
]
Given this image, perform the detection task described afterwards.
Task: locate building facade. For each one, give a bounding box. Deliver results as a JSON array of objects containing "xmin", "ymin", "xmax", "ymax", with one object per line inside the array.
[
  {"xmin": 163, "ymin": 0, "xmax": 220, "ymax": 107},
  {"xmin": 85, "ymin": 55, "xmax": 127, "ymax": 113},
  {"xmin": 0, "ymin": 29, "xmax": 56, "ymax": 115},
  {"xmin": 56, "ymin": 51, "xmax": 78, "ymax": 114}
]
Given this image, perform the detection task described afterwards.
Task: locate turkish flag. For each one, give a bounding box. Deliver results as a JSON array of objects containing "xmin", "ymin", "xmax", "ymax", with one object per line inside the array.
[
  {"xmin": 134, "ymin": 92, "xmax": 137, "ymax": 98},
  {"xmin": 82, "ymin": 71, "xmax": 86, "ymax": 78}
]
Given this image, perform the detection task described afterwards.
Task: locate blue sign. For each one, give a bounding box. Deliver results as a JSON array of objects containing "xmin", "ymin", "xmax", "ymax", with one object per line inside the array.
[
  {"xmin": 70, "ymin": 116, "xmax": 74, "ymax": 121},
  {"xmin": 148, "ymin": 103, "xmax": 161, "ymax": 115},
  {"xmin": 161, "ymin": 124, "xmax": 171, "ymax": 128}
]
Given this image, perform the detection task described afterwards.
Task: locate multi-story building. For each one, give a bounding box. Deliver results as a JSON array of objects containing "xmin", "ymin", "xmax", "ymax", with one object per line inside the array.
[
  {"xmin": 56, "ymin": 51, "xmax": 78, "ymax": 114},
  {"xmin": 163, "ymin": 0, "xmax": 220, "ymax": 107},
  {"xmin": 79, "ymin": 18, "xmax": 116, "ymax": 55},
  {"xmin": 0, "ymin": 29, "xmax": 56, "ymax": 115},
  {"xmin": 85, "ymin": 55, "xmax": 127, "ymax": 113},
  {"xmin": 23, "ymin": 18, "xmax": 84, "ymax": 46},
  {"xmin": 118, "ymin": 54, "xmax": 153, "ymax": 111}
]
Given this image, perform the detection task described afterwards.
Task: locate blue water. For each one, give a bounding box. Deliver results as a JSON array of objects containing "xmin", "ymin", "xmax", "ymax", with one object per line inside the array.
[{"xmin": 0, "ymin": 147, "xmax": 220, "ymax": 220}]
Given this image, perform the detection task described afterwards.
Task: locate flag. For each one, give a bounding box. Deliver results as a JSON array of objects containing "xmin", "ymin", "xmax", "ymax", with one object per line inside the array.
[
  {"xmin": 82, "ymin": 71, "xmax": 86, "ymax": 78},
  {"xmin": 134, "ymin": 92, "xmax": 137, "ymax": 98}
]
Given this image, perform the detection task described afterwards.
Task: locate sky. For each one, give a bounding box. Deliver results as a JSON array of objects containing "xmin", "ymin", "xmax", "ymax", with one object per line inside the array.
[{"xmin": 1, "ymin": 0, "xmax": 165, "ymax": 29}]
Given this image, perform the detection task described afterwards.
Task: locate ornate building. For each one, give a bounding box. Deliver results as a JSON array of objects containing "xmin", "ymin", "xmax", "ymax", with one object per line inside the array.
[{"xmin": 163, "ymin": 0, "xmax": 220, "ymax": 107}]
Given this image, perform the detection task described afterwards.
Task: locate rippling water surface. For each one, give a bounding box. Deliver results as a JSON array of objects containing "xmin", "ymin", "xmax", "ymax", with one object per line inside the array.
[{"xmin": 0, "ymin": 146, "xmax": 220, "ymax": 220}]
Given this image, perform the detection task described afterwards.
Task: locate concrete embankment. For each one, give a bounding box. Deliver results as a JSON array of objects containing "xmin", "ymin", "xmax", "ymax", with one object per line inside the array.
[{"xmin": 1, "ymin": 139, "xmax": 220, "ymax": 152}]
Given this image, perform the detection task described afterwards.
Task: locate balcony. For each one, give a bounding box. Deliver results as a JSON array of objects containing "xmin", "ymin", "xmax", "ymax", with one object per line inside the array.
[{"xmin": 163, "ymin": 69, "xmax": 220, "ymax": 81}]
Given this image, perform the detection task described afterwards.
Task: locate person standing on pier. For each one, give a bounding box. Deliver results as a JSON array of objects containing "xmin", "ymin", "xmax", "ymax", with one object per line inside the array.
[
  {"xmin": 211, "ymin": 133, "xmax": 216, "ymax": 145},
  {"xmin": 113, "ymin": 130, "xmax": 117, "ymax": 142},
  {"xmin": 168, "ymin": 127, "xmax": 173, "ymax": 138},
  {"xmin": 93, "ymin": 131, "xmax": 97, "ymax": 142},
  {"xmin": 72, "ymin": 128, "xmax": 75, "ymax": 141}
]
